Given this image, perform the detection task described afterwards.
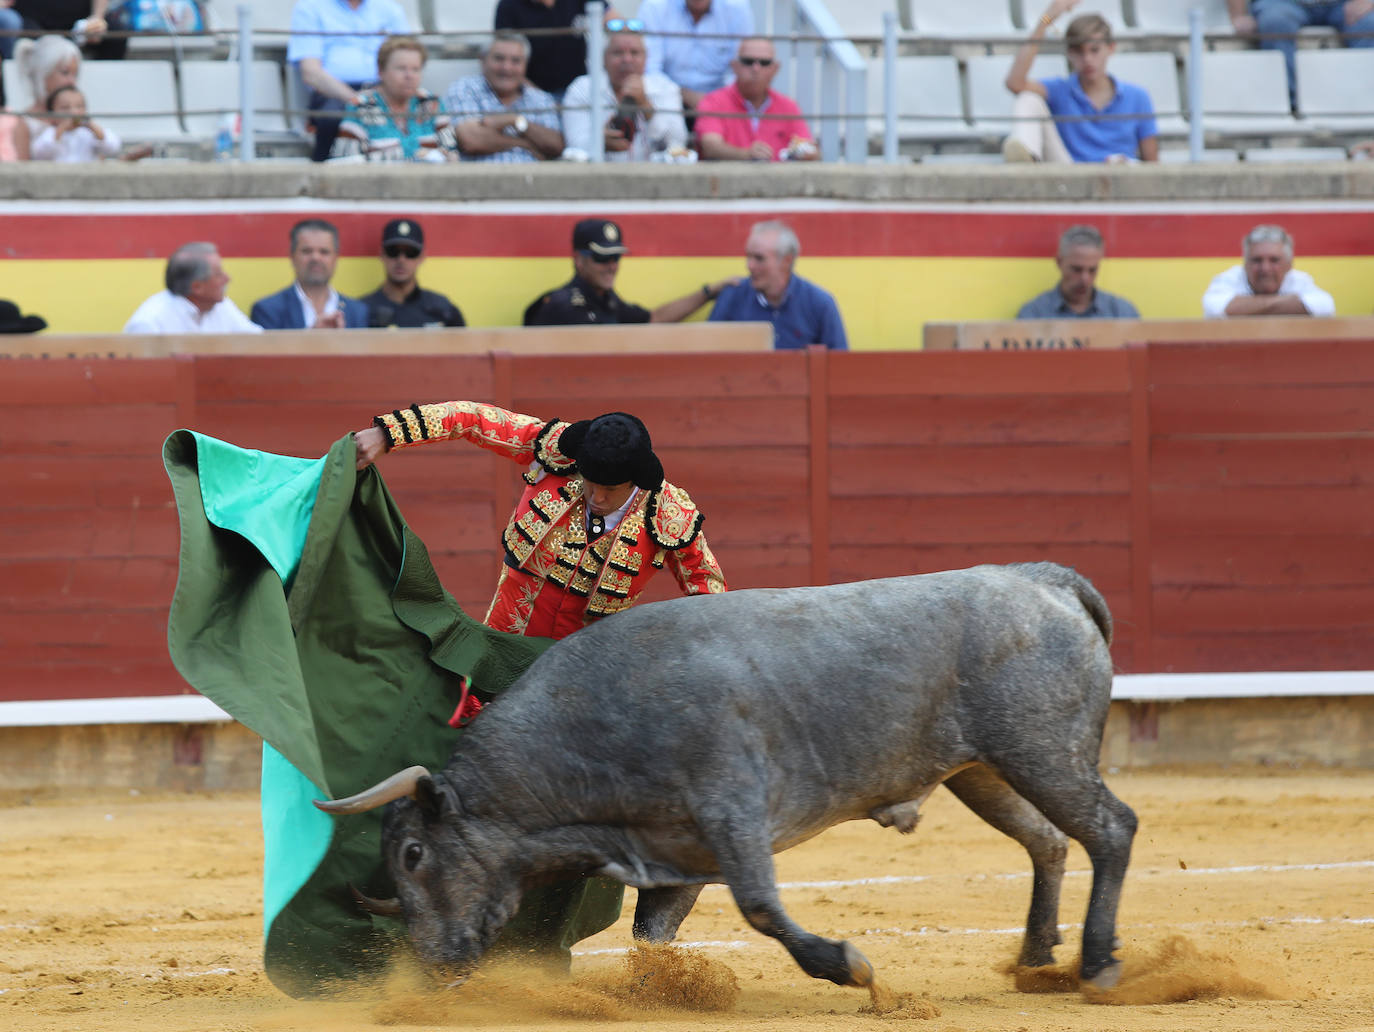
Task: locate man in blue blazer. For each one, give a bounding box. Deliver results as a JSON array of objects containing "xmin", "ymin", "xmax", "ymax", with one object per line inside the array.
[{"xmin": 251, "ymin": 218, "xmax": 370, "ymax": 330}]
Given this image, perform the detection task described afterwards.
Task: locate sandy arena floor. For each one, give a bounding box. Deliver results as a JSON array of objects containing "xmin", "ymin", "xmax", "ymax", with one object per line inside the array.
[{"xmin": 3, "ymin": 767, "xmax": 1372, "ymax": 1032}]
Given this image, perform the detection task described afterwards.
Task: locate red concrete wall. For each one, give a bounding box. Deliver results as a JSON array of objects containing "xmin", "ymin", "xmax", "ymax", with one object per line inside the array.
[{"xmin": 2, "ymin": 340, "xmax": 1371, "ymax": 703}]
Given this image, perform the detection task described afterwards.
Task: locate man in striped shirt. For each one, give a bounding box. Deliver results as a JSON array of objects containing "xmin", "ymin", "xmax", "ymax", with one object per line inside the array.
[{"xmin": 446, "ymin": 32, "xmax": 564, "ymax": 163}]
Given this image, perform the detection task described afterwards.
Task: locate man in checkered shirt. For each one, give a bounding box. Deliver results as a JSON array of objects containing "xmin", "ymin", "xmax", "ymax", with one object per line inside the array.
[{"xmin": 446, "ymin": 32, "xmax": 564, "ymax": 163}]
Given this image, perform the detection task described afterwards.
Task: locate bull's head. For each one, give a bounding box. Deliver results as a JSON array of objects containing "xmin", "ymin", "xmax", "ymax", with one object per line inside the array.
[{"xmin": 316, "ymin": 766, "xmax": 523, "ymax": 978}]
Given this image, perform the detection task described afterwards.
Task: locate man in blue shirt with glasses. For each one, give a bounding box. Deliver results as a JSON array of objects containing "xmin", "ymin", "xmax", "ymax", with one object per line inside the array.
[{"xmin": 708, "ymin": 220, "xmax": 848, "ymax": 350}]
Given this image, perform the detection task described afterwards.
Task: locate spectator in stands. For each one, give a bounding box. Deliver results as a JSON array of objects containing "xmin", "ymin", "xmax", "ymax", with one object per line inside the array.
[
  {"xmin": 1202, "ymin": 223, "xmax": 1335, "ymax": 318},
  {"xmin": 0, "ymin": 1, "xmax": 22, "ymax": 65},
  {"xmin": 1003, "ymin": 2, "xmax": 1158, "ymax": 164},
  {"xmin": 1016, "ymin": 225, "xmax": 1139, "ymax": 319},
  {"xmin": 563, "ymin": 23, "xmax": 688, "ymax": 161},
  {"xmin": 251, "ymin": 218, "xmax": 370, "ymax": 330},
  {"xmin": 29, "ymin": 84, "xmax": 120, "ymax": 161},
  {"xmin": 695, "ymin": 37, "xmax": 817, "ymax": 162},
  {"xmin": 0, "ymin": 297, "xmax": 46, "ymax": 333},
  {"xmin": 124, "ymin": 242, "xmax": 262, "ymax": 334},
  {"xmin": 3, "ymin": 34, "xmax": 80, "ymax": 160},
  {"xmin": 288, "ymin": 0, "xmax": 413, "ymax": 163},
  {"xmin": 494, "ymin": 0, "xmax": 622, "ymax": 100},
  {"xmin": 639, "ymin": 0, "xmax": 754, "ymax": 119},
  {"xmin": 709, "ymin": 220, "xmax": 847, "ymax": 349},
  {"xmin": 446, "ymin": 32, "xmax": 563, "ymax": 163},
  {"xmin": 332, "ymin": 35, "xmax": 449, "ymax": 162},
  {"xmin": 12, "ymin": 0, "xmax": 126, "ymax": 61},
  {"xmin": 1228, "ymin": 0, "xmax": 1374, "ymax": 108},
  {"xmin": 361, "ymin": 218, "xmax": 466, "ymax": 328},
  {"xmin": 524, "ymin": 217, "xmax": 736, "ymax": 325}
]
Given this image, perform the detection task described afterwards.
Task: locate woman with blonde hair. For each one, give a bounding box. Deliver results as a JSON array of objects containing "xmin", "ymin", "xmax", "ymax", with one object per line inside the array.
[
  {"xmin": 332, "ymin": 35, "xmax": 450, "ymax": 162},
  {"xmin": 0, "ymin": 33, "xmax": 80, "ymax": 160}
]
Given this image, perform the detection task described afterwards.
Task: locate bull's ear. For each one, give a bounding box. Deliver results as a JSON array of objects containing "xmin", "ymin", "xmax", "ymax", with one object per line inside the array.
[{"xmin": 414, "ymin": 774, "xmax": 456, "ymax": 821}]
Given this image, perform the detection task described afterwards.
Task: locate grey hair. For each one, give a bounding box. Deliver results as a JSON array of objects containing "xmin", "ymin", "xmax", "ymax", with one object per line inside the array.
[
  {"xmin": 1058, "ymin": 224, "xmax": 1104, "ymax": 256},
  {"xmin": 13, "ymin": 35, "xmax": 82, "ymax": 110},
  {"xmin": 165, "ymin": 243, "xmax": 219, "ymax": 297},
  {"xmin": 1243, "ymin": 224, "xmax": 1293, "ymax": 259},
  {"xmin": 483, "ymin": 31, "xmax": 532, "ymax": 60},
  {"xmin": 749, "ymin": 220, "xmax": 800, "ymax": 260}
]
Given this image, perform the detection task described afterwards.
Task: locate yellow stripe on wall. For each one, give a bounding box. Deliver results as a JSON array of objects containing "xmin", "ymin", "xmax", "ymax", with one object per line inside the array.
[{"xmin": 8, "ymin": 256, "xmax": 1374, "ymax": 346}]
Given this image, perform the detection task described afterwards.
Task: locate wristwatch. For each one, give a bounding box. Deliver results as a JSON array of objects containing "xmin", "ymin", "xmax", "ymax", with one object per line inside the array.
[{"xmin": 514, "ymin": 115, "xmax": 529, "ymax": 136}]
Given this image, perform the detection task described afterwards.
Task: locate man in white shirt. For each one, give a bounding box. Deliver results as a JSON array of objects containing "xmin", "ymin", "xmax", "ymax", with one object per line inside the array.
[
  {"xmin": 124, "ymin": 243, "xmax": 263, "ymax": 335},
  {"xmin": 561, "ymin": 26, "xmax": 688, "ymax": 161},
  {"xmin": 1202, "ymin": 224, "xmax": 1335, "ymax": 319}
]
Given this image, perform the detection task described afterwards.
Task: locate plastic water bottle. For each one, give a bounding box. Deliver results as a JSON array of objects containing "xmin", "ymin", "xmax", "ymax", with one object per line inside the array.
[{"xmin": 215, "ymin": 114, "xmax": 235, "ymax": 161}]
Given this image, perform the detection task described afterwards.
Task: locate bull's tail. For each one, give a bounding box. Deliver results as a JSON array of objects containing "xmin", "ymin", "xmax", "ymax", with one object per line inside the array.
[{"xmin": 1014, "ymin": 562, "xmax": 1113, "ymax": 646}]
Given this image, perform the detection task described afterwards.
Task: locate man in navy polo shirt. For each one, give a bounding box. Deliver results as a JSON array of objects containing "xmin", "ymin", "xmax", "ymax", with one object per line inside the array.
[
  {"xmin": 708, "ymin": 220, "xmax": 847, "ymax": 350},
  {"xmin": 1001, "ymin": 2, "xmax": 1157, "ymax": 164}
]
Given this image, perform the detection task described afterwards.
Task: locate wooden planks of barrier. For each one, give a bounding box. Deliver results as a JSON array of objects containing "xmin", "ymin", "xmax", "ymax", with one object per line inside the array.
[
  {"xmin": 0, "ymin": 323, "xmax": 774, "ymax": 359},
  {"xmin": 922, "ymin": 315, "xmax": 1374, "ymax": 351},
  {"xmin": 3, "ymin": 336, "xmax": 1371, "ymax": 703}
]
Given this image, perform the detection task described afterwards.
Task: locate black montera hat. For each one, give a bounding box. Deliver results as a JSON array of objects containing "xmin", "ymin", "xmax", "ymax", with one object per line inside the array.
[
  {"xmin": 381, "ymin": 218, "xmax": 424, "ymax": 250},
  {"xmin": 0, "ymin": 299, "xmax": 47, "ymax": 334},
  {"xmin": 572, "ymin": 219, "xmax": 629, "ymax": 257},
  {"xmin": 560, "ymin": 412, "xmax": 663, "ymax": 489}
]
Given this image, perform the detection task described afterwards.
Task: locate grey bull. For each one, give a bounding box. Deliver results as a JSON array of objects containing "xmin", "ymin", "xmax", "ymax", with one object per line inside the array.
[{"xmin": 317, "ymin": 562, "xmax": 1137, "ymax": 991}]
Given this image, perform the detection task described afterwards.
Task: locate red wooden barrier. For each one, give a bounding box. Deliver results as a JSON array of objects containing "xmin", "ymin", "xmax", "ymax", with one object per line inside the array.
[{"xmin": 2, "ymin": 340, "xmax": 1371, "ymax": 703}]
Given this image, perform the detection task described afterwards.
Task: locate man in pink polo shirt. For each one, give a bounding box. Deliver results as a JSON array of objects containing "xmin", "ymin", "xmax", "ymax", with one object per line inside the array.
[{"xmin": 694, "ymin": 37, "xmax": 817, "ymax": 161}]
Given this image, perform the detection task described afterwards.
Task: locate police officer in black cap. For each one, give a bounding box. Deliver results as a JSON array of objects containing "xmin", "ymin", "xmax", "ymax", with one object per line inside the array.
[
  {"xmin": 362, "ymin": 219, "xmax": 467, "ymax": 329},
  {"xmin": 523, "ymin": 218, "xmax": 735, "ymax": 326}
]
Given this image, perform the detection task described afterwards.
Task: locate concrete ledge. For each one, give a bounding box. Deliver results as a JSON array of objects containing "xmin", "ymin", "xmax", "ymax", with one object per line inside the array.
[{"xmin": 6, "ymin": 161, "xmax": 1374, "ymax": 203}]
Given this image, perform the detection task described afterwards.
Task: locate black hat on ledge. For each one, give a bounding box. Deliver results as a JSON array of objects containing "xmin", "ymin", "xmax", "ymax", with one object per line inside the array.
[
  {"xmin": 0, "ymin": 299, "xmax": 47, "ymax": 334},
  {"xmin": 561, "ymin": 412, "xmax": 663, "ymax": 489}
]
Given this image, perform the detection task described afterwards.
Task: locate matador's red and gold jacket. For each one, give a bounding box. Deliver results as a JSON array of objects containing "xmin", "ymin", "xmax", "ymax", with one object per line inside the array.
[{"xmin": 374, "ymin": 401, "xmax": 727, "ymax": 635}]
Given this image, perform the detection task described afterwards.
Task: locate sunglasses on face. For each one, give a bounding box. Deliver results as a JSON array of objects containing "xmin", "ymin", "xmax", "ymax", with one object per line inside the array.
[
  {"xmin": 384, "ymin": 245, "xmax": 421, "ymax": 259},
  {"xmin": 605, "ymin": 18, "xmax": 645, "ymax": 31},
  {"xmin": 738, "ymin": 56, "xmax": 774, "ymax": 67}
]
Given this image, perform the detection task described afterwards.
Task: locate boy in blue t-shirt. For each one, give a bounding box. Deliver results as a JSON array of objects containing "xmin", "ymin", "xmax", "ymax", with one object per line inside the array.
[{"xmin": 1001, "ymin": 0, "xmax": 1158, "ymax": 164}]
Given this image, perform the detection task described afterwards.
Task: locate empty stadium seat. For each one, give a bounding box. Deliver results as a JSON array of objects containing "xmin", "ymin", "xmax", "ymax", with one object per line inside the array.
[
  {"xmin": 1126, "ymin": 0, "xmax": 1235, "ymax": 36},
  {"xmin": 865, "ymin": 54, "xmax": 981, "ymax": 142},
  {"xmin": 431, "ymin": 1, "xmax": 500, "ymax": 43},
  {"xmin": 1242, "ymin": 145, "xmax": 1349, "ymax": 162},
  {"xmin": 79, "ymin": 59, "xmax": 189, "ymax": 142},
  {"xmin": 825, "ymin": 0, "xmax": 901, "ymax": 42},
  {"xmin": 179, "ymin": 59, "xmax": 293, "ymax": 140},
  {"xmin": 965, "ymin": 52, "xmax": 1066, "ymax": 136},
  {"xmin": 1198, "ymin": 50, "xmax": 1302, "ymax": 135},
  {"xmin": 1295, "ymin": 49, "xmax": 1374, "ymax": 134},
  {"xmin": 907, "ymin": 0, "xmax": 1019, "ymax": 39},
  {"xmin": 1158, "ymin": 145, "xmax": 1239, "ymax": 162},
  {"xmin": 1106, "ymin": 51, "xmax": 1188, "ymax": 136},
  {"xmin": 422, "ymin": 57, "xmax": 481, "ymax": 99}
]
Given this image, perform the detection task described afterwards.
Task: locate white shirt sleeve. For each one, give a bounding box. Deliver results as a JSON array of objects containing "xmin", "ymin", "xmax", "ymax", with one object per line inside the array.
[
  {"xmin": 96, "ymin": 126, "xmax": 122, "ymax": 157},
  {"xmin": 561, "ymin": 75, "xmax": 594, "ymax": 154},
  {"xmin": 223, "ymin": 300, "xmax": 265, "ymax": 333},
  {"xmin": 1201, "ymin": 265, "xmax": 1245, "ymax": 319},
  {"xmin": 1286, "ymin": 269, "xmax": 1336, "ymax": 317},
  {"xmin": 30, "ymin": 125, "xmax": 60, "ymax": 160},
  {"xmin": 645, "ymin": 73, "xmax": 687, "ymax": 152}
]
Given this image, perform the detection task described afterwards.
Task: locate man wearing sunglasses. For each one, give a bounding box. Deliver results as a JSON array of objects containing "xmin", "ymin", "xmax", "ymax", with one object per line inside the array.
[
  {"xmin": 696, "ymin": 37, "xmax": 817, "ymax": 162},
  {"xmin": 524, "ymin": 218, "xmax": 735, "ymax": 326},
  {"xmin": 562, "ymin": 23, "xmax": 689, "ymax": 161},
  {"xmin": 639, "ymin": 0, "xmax": 755, "ymax": 117},
  {"xmin": 361, "ymin": 219, "xmax": 467, "ymax": 329}
]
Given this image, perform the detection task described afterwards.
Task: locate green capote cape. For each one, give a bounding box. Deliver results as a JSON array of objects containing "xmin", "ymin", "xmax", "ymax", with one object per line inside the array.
[{"xmin": 162, "ymin": 430, "xmax": 621, "ymax": 997}]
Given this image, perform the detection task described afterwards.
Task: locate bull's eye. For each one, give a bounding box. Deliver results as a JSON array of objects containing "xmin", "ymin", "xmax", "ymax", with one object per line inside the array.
[{"xmin": 403, "ymin": 842, "xmax": 424, "ymax": 872}]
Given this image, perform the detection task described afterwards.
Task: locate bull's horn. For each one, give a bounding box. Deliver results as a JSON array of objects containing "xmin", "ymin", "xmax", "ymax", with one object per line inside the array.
[
  {"xmin": 349, "ymin": 883, "xmax": 402, "ymax": 917},
  {"xmin": 313, "ymin": 765, "xmax": 432, "ymax": 815}
]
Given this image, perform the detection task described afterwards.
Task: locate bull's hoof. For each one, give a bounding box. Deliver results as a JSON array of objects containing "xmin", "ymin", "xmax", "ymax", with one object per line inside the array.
[
  {"xmin": 1081, "ymin": 960, "xmax": 1122, "ymax": 991},
  {"xmin": 842, "ymin": 941, "xmax": 875, "ymax": 988}
]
